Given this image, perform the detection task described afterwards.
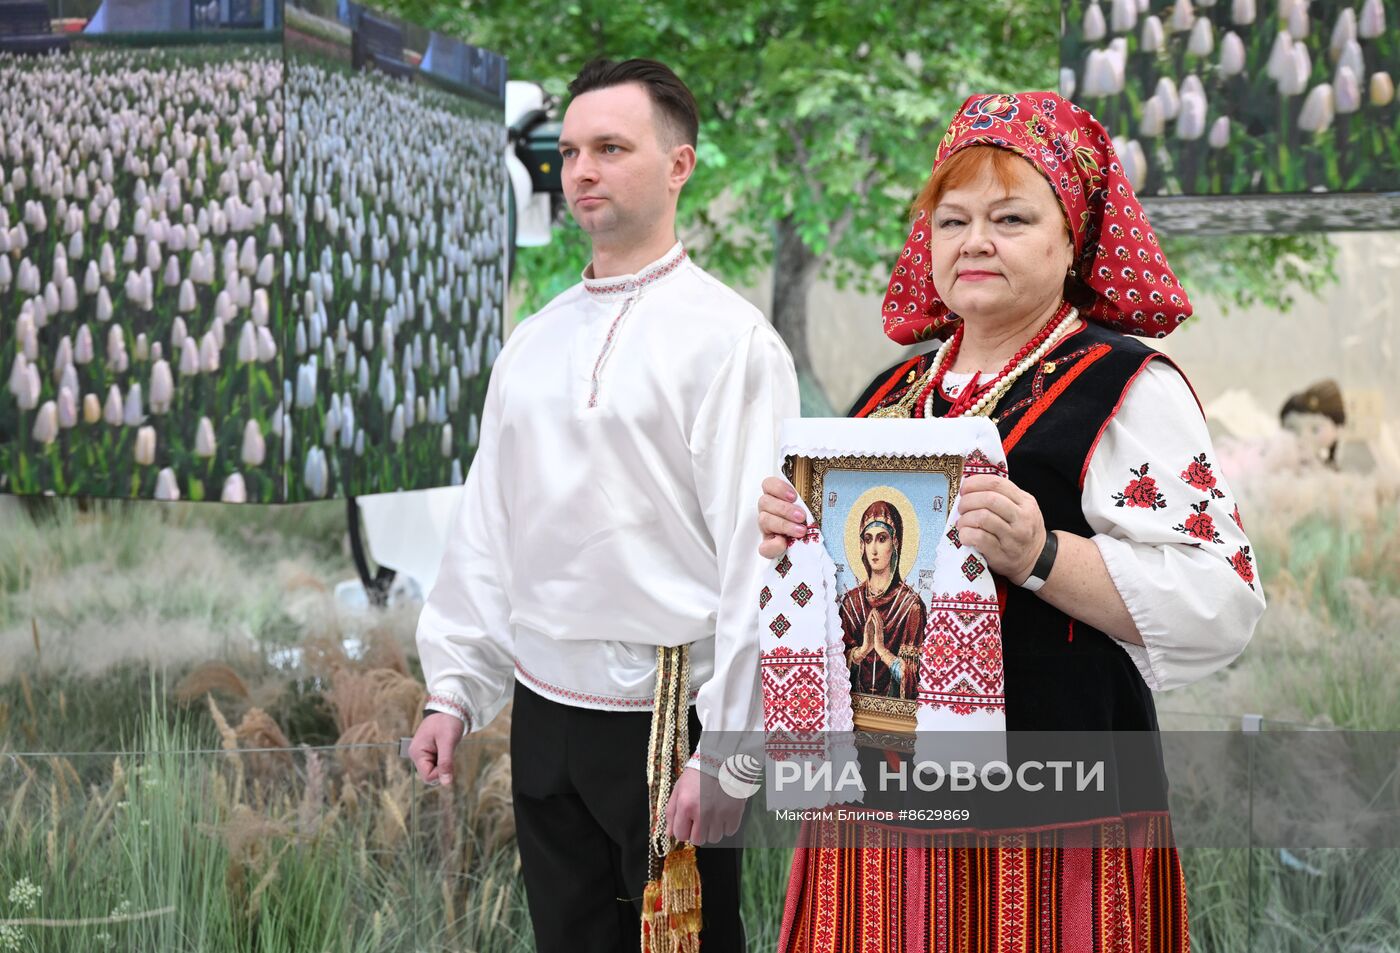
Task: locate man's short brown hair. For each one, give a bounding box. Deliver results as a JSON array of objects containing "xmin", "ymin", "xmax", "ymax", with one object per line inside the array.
[{"xmin": 567, "ymin": 57, "xmax": 699, "ymax": 148}]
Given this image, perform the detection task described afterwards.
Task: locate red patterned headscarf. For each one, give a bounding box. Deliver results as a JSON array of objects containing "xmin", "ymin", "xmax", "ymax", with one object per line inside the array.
[{"xmin": 882, "ymin": 91, "xmax": 1192, "ymax": 345}]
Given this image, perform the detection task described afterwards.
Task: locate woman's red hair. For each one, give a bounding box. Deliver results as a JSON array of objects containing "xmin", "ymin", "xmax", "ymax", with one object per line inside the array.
[{"xmin": 911, "ymin": 145, "xmax": 1070, "ymax": 240}]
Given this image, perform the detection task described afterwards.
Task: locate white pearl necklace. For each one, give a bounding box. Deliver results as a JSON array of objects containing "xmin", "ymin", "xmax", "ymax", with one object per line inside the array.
[{"xmin": 923, "ymin": 308, "xmax": 1080, "ymax": 419}]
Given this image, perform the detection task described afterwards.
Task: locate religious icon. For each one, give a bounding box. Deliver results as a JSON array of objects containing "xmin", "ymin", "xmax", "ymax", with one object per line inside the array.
[
  {"xmin": 840, "ymin": 499, "xmax": 927, "ymax": 700},
  {"xmin": 784, "ymin": 450, "xmax": 964, "ymax": 734}
]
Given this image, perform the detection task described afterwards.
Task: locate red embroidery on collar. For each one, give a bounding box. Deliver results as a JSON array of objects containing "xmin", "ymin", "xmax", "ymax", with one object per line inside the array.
[
  {"xmin": 583, "ymin": 246, "xmax": 688, "ymax": 297},
  {"xmin": 583, "ymin": 247, "xmax": 689, "ymax": 407}
]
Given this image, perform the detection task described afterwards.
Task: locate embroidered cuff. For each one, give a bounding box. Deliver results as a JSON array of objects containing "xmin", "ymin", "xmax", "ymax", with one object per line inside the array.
[
  {"xmin": 686, "ymin": 750, "xmax": 726, "ymax": 779},
  {"xmin": 424, "ymin": 690, "xmax": 474, "ymax": 732}
]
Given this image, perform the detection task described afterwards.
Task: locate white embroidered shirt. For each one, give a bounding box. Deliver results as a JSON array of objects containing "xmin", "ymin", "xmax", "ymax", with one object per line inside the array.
[
  {"xmin": 943, "ymin": 359, "xmax": 1265, "ymax": 690},
  {"xmin": 416, "ymin": 242, "xmax": 800, "ymax": 772}
]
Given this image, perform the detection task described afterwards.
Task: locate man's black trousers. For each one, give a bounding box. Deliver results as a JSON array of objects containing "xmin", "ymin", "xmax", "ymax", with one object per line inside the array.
[{"xmin": 510, "ymin": 681, "xmax": 747, "ymax": 952}]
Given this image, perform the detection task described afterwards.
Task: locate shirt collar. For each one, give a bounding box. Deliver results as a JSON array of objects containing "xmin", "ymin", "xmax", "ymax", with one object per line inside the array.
[{"xmin": 581, "ymin": 242, "xmax": 687, "ymax": 299}]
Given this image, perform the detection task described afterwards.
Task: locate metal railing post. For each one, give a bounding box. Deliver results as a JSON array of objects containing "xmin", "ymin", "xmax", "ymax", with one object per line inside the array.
[{"xmin": 1241, "ymin": 713, "xmax": 1262, "ymax": 953}]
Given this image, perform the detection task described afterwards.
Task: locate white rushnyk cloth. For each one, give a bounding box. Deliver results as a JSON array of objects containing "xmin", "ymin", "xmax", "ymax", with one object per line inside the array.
[{"xmin": 758, "ymin": 419, "xmax": 1010, "ymax": 807}]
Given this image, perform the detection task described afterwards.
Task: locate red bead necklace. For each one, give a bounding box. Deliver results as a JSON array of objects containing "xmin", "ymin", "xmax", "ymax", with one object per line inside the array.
[{"xmin": 912, "ymin": 301, "xmax": 1075, "ymax": 419}]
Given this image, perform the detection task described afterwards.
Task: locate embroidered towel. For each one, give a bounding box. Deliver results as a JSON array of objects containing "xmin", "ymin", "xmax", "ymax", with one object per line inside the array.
[{"xmin": 758, "ymin": 418, "xmax": 1009, "ymax": 798}]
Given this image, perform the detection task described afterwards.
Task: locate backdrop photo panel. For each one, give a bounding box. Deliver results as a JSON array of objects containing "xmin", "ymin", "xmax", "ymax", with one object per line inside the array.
[
  {"xmin": 1061, "ymin": 0, "xmax": 1400, "ymax": 232},
  {"xmin": 1, "ymin": 0, "xmax": 507, "ymax": 502}
]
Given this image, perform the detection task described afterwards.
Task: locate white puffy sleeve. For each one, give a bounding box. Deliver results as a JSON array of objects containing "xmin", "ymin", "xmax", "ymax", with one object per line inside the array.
[
  {"xmin": 686, "ymin": 324, "xmax": 799, "ymax": 775},
  {"xmin": 414, "ymin": 362, "xmax": 516, "ymax": 733},
  {"xmin": 1083, "ymin": 359, "xmax": 1266, "ymax": 691}
]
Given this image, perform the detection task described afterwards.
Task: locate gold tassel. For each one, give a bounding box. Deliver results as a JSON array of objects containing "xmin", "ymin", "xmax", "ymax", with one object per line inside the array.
[
  {"xmin": 661, "ymin": 843, "xmax": 702, "ymax": 952},
  {"xmin": 642, "ymin": 645, "xmax": 702, "ymax": 952},
  {"xmin": 641, "ymin": 878, "xmax": 673, "ymax": 953}
]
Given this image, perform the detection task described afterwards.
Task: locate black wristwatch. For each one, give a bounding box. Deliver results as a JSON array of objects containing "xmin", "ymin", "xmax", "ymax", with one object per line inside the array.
[{"xmin": 1019, "ymin": 530, "xmax": 1059, "ymax": 592}]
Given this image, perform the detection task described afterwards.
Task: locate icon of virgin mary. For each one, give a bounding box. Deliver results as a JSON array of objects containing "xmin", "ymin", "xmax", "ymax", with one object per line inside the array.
[{"xmin": 839, "ymin": 499, "xmax": 928, "ymax": 699}]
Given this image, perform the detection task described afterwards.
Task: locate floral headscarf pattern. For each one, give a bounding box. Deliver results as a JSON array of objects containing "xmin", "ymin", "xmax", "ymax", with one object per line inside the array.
[{"xmin": 882, "ymin": 92, "xmax": 1192, "ymax": 345}]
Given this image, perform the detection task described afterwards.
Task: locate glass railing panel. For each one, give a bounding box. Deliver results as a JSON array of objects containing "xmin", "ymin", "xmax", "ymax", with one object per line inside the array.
[{"xmin": 1, "ymin": 742, "xmax": 424, "ymax": 951}]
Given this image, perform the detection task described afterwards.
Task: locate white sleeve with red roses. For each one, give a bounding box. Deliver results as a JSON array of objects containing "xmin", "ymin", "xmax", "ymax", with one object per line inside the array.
[{"xmin": 1081, "ymin": 360, "xmax": 1266, "ymax": 692}]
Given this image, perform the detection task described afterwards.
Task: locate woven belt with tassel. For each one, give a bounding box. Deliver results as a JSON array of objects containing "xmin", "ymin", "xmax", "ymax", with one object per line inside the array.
[{"xmin": 641, "ymin": 643, "xmax": 702, "ymax": 953}]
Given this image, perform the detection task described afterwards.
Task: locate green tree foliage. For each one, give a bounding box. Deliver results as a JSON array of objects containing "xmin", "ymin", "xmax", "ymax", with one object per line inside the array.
[
  {"xmin": 385, "ymin": 0, "xmax": 1337, "ymax": 407},
  {"xmin": 1160, "ymin": 233, "xmax": 1338, "ymax": 314}
]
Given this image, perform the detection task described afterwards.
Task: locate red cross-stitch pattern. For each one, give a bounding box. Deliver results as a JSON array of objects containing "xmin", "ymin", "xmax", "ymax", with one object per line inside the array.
[
  {"xmin": 760, "ymin": 646, "xmax": 828, "ymax": 732},
  {"xmin": 962, "ymin": 448, "xmax": 1009, "ymax": 478},
  {"xmin": 1231, "ymin": 545, "xmax": 1255, "ymax": 590},
  {"xmin": 1180, "ymin": 451, "xmax": 1226, "ymax": 499},
  {"xmin": 1173, "ymin": 500, "xmax": 1223, "ymax": 544},
  {"xmin": 1112, "ymin": 462, "xmax": 1167, "ymax": 511},
  {"xmin": 919, "ymin": 590, "xmax": 1006, "ymax": 715},
  {"xmin": 961, "ymin": 554, "xmax": 986, "ymax": 581}
]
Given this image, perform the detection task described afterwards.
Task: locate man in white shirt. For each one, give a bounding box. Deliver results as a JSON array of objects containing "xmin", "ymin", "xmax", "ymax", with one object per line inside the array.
[{"xmin": 409, "ymin": 58, "xmax": 799, "ymax": 951}]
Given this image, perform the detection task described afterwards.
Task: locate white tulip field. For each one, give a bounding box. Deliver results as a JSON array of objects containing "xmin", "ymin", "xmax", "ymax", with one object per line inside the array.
[
  {"xmin": 1, "ymin": 40, "xmax": 506, "ymax": 502},
  {"xmin": 1062, "ymin": 0, "xmax": 1398, "ymax": 198},
  {"xmin": 284, "ymin": 50, "xmax": 506, "ymax": 501}
]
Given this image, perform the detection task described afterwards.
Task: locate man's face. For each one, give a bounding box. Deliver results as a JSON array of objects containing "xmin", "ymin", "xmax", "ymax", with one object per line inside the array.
[{"xmin": 558, "ymin": 83, "xmax": 682, "ymax": 242}]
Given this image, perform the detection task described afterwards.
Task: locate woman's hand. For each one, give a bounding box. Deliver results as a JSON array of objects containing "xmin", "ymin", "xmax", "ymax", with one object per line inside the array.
[
  {"xmin": 757, "ymin": 476, "xmax": 807, "ymax": 558},
  {"xmin": 955, "ymin": 474, "xmax": 1047, "ymax": 584}
]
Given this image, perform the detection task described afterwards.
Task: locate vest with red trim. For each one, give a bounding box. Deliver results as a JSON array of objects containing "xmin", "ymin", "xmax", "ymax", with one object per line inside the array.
[{"xmin": 851, "ymin": 321, "xmax": 1180, "ymax": 735}]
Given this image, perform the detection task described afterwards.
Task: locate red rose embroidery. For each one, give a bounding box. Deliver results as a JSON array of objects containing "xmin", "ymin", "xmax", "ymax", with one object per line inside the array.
[
  {"xmin": 1230, "ymin": 546, "xmax": 1255, "ymax": 589},
  {"xmin": 1112, "ymin": 463, "xmax": 1167, "ymax": 510},
  {"xmin": 1173, "ymin": 501, "xmax": 1223, "ymax": 544},
  {"xmin": 1180, "ymin": 452, "xmax": 1226, "ymax": 499},
  {"xmin": 1183, "ymin": 512, "xmax": 1216, "ymax": 541},
  {"xmin": 1231, "ymin": 505, "xmax": 1244, "ymax": 530}
]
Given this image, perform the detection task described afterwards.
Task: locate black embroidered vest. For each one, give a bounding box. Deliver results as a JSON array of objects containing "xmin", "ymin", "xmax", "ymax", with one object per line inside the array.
[{"xmin": 850, "ymin": 322, "xmax": 1175, "ymax": 735}]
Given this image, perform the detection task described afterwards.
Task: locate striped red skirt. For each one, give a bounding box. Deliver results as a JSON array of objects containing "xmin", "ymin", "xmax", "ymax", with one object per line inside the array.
[{"xmin": 778, "ymin": 813, "xmax": 1189, "ymax": 953}]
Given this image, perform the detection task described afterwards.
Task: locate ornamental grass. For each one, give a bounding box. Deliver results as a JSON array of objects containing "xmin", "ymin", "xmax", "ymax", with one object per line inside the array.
[{"xmin": 4, "ymin": 459, "xmax": 1400, "ymax": 948}]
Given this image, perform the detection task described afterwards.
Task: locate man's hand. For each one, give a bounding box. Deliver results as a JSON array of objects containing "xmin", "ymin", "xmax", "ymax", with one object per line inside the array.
[
  {"xmin": 665, "ymin": 766, "xmax": 746, "ymax": 845},
  {"xmin": 409, "ymin": 711, "xmax": 465, "ymax": 787}
]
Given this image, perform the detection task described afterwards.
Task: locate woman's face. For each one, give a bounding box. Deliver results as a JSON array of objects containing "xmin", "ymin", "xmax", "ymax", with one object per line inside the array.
[
  {"xmin": 929, "ymin": 158, "xmax": 1074, "ymax": 324},
  {"xmin": 862, "ymin": 527, "xmax": 894, "ymax": 574},
  {"xmin": 1282, "ymin": 410, "xmax": 1339, "ymax": 463}
]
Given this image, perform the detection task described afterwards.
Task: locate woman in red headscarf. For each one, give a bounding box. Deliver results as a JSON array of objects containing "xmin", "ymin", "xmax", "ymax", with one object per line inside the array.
[{"xmin": 756, "ymin": 93, "xmax": 1265, "ymax": 950}]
